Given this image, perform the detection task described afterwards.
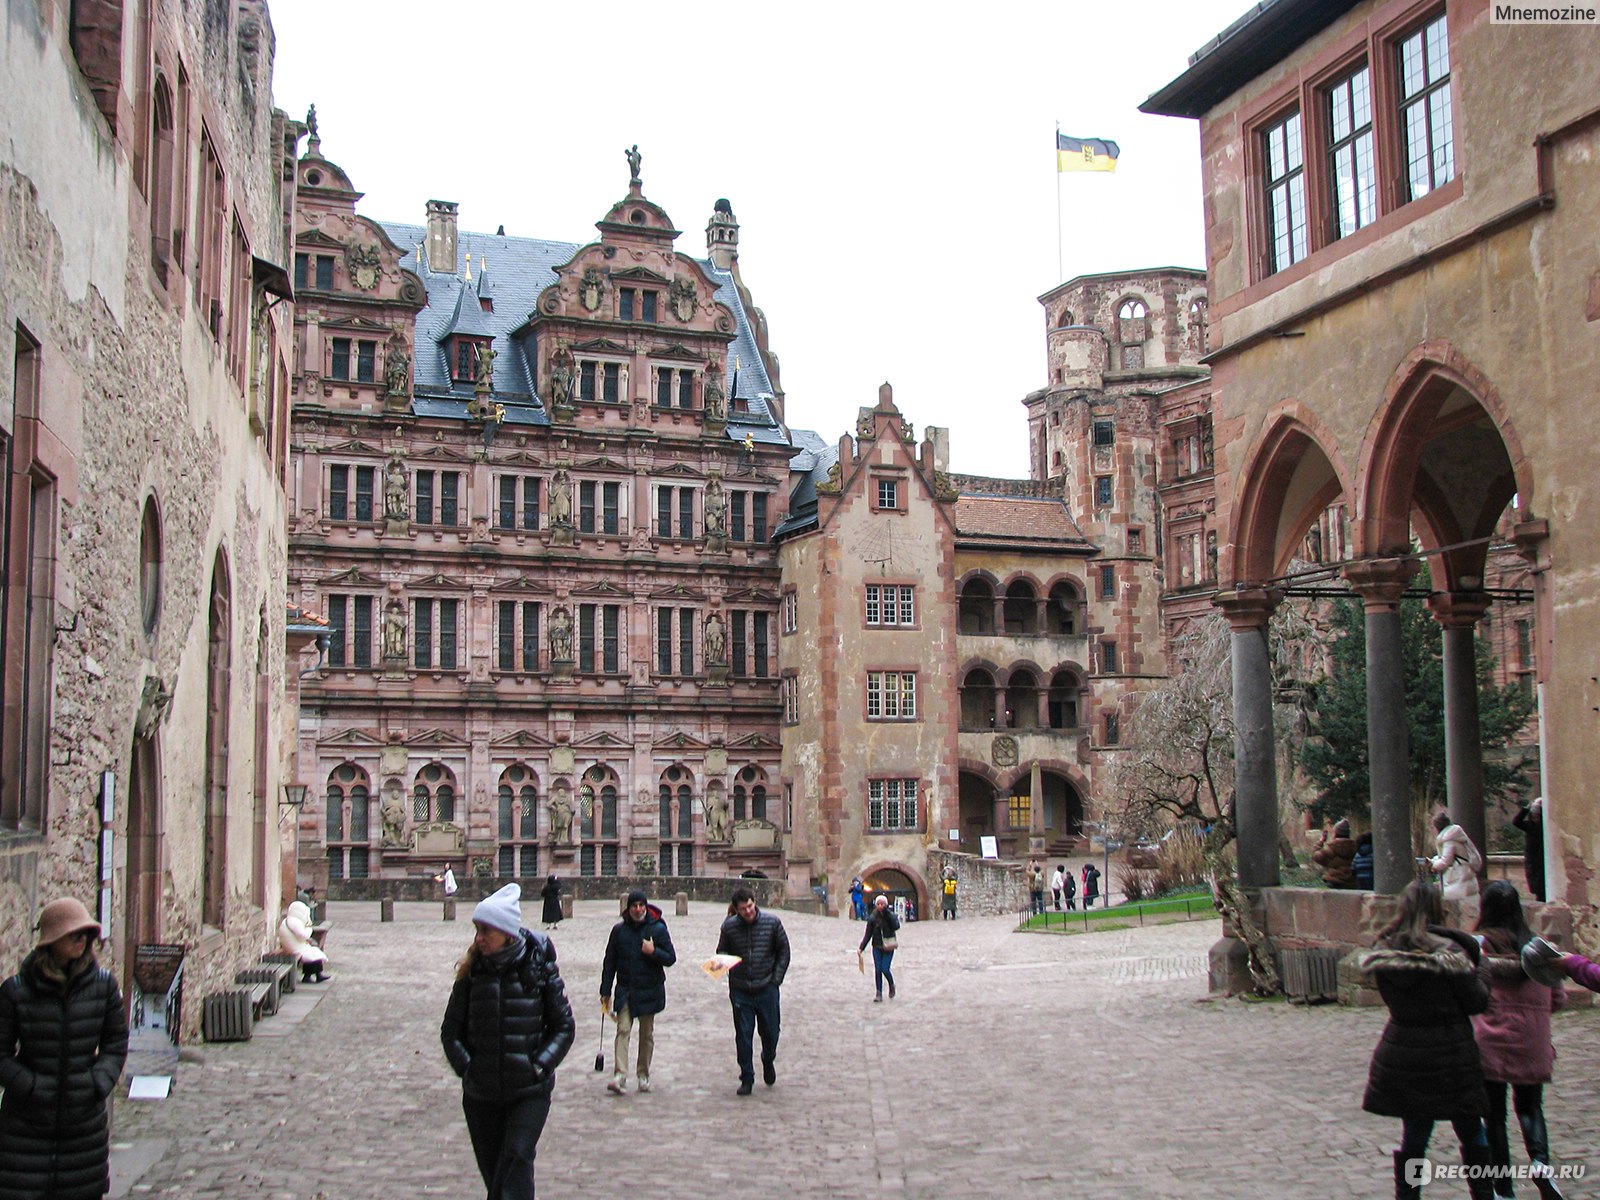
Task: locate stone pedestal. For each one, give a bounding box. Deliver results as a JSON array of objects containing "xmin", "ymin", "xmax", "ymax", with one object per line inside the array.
[
  {"xmin": 549, "ymin": 658, "xmax": 574, "ymax": 684},
  {"xmin": 706, "ymin": 662, "xmax": 730, "ymax": 687},
  {"xmin": 704, "ymin": 533, "xmax": 728, "ymax": 555},
  {"xmin": 380, "ymin": 898, "xmax": 394, "ymax": 922},
  {"xmin": 561, "ymin": 894, "xmax": 574, "ymax": 920},
  {"xmin": 443, "ymin": 899, "xmax": 457, "ymax": 921},
  {"xmin": 384, "ymin": 517, "xmax": 408, "ymax": 537},
  {"xmin": 381, "ymin": 658, "xmax": 408, "ymax": 682},
  {"xmin": 675, "ymin": 892, "xmax": 689, "ymax": 916},
  {"xmin": 550, "ymin": 522, "xmax": 574, "ymax": 547}
]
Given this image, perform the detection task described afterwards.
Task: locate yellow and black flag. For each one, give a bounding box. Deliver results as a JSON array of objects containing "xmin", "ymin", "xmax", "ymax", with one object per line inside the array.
[{"xmin": 1057, "ymin": 133, "xmax": 1120, "ymax": 173}]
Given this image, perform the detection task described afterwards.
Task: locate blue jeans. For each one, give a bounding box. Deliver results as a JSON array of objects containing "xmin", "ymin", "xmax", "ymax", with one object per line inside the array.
[
  {"xmin": 1399, "ymin": 1115, "xmax": 1487, "ymax": 1159},
  {"xmin": 729, "ymin": 985, "xmax": 781, "ymax": 1085},
  {"xmin": 462, "ymin": 1090, "xmax": 552, "ymax": 1200},
  {"xmin": 872, "ymin": 946, "xmax": 896, "ymax": 997}
]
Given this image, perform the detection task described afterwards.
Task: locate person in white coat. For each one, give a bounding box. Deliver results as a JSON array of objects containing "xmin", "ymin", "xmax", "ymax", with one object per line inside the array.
[
  {"xmin": 278, "ymin": 900, "xmax": 331, "ymax": 983},
  {"xmin": 1430, "ymin": 812, "xmax": 1484, "ymax": 928},
  {"xmin": 1049, "ymin": 865, "xmax": 1065, "ymax": 911}
]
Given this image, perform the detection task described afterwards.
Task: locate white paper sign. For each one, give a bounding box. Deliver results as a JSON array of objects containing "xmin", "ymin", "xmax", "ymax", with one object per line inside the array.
[
  {"xmin": 128, "ymin": 1075, "xmax": 172, "ymax": 1100},
  {"xmin": 980, "ymin": 836, "xmax": 999, "ymax": 860}
]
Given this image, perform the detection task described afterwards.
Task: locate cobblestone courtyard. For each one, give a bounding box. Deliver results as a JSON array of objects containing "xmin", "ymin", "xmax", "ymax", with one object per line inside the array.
[{"xmin": 109, "ymin": 900, "xmax": 1600, "ymax": 1199}]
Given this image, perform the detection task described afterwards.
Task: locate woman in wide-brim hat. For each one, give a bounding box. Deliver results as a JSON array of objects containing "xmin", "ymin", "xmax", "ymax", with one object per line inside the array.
[{"xmin": 0, "ymin": 897, "xmax": 128, "ymax": 1200}]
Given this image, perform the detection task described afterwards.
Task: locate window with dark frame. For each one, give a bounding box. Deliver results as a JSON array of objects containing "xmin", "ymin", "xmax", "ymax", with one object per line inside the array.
[
  {"xmin": 1263, "ymin": 109, "xmax": 1308, "ymax": 273},
  {"xmin": 440, "ymin": 472, "xmax": 459, "ymax": 526},
  {"xmin": 330, "ymin": 337, "xmax": 351, "ymax": 381},
  {"xmin": 867, "ymin": 778, "xmax": 920, "ymax": 832},
  {"xmin": 1095, "ymin": 476, "xmax": 1113, "ymax": 507},
  {"xmin": 1100, "ymin": 565, "xmax": 1115, "ymax": 598},
  {"xmin": 315, "ymin": 255, "xmax": 334, "ymax": 290},
  {"xmin": 678, "ymin": 608, "xmax": 694, "ymax": 676},
  {"xmin": 328, "ymin": 465, "xmax": 348, "ymax": 520},
  {"xmin": 356, "ymin": 340, "xmax": 376, "ymax": 384},
  {"xmin": 352, "ymin": 596, "xmax": 373, "ymax": 668},
  {"xmin": 354, "ymin": 466, "xmax": 374, "ymax": 522},
  {"xmin": 415, "ymin": 470, "xmax": 434, "ymax": 525},
  {"xmin": 1092, "ymin": 420, "xmax": 1115, "ymax": 448}
]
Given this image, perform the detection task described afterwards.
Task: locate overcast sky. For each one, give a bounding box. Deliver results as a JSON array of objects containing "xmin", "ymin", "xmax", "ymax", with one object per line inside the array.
[{"xmin": 267, "ymin": 0, "xmax": 1250, "ymax": 479}]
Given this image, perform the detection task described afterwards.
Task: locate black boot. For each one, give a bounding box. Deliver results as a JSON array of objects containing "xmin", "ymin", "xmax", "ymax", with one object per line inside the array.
[
  {"xmin": 1462, "ymin": 1142, "xmax": 1496, "ymax": 1200},
  {"xmin": 1394, "ymin": 1152, "xmax": 1422, "ymax": 1200},
  {"xmin": 1518, "ymin": 1107, "xmax": 1565, "ymax": 1200}
]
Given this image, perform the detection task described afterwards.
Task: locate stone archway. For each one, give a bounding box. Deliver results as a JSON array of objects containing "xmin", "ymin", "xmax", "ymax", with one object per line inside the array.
[
  {"xmin": 862, "ymin": 862, "xmax": 926, "ymax": 920},
  {"xmin": 124, "ymin": 731, "xmax": 162, "ymax": 996}
]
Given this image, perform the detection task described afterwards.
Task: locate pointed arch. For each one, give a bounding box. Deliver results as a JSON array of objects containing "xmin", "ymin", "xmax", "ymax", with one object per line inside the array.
[{"xmin": 1228, "ymin": 403, "xmax": 1353, "ymax": 585}]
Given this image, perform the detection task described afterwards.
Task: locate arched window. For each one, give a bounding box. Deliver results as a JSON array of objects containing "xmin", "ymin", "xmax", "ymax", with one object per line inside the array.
[
  {"xmin": 1049, "ymin": 671, "xmax": 1082, "ymax": 729},
  {"xmin": 202, "ymin": 550, "xmax": 231, "ymax": 926},
  {"xmin": 579, "ymin": 765, "xmax": 621, "ymax": 877},
  {"xmin": 959, "ymin": 578, "xmax": 995, "ymax": 635},
  {"xmin": 960, "ymin": 668, "xmax": 995, "ymax": 729},
  {"xmin": 149, "ymin": 76, "xmax": 176, "ymax": 285},
  {"xmin": 1057, "ymin": 309, "xmax": 1075, "ymax": 328},
  {"xmin": 1047, "ymin": 582, "xmax": 1081, "ymax": 635},
  {"xmin": 1117, "ymin": 298, "xmax": 1149, "ymax": 369},
  {"xmin": 733, "ymin": 765, "xmax": 769, "ymax": 822},
  {"xmin": 413, "ymin": 763, "xmax": 459, "ymax": 823},
  {"xmin": 1006, "ymin": 668, "xmax": 1040, "ymax": 730},
  {"xmin": 1003, "ymin": 580, "xmax": 1038, "ymax": 635},
  {"xmin": 1188, "ymin": 297, "xmax": 1209, "ymax": 355},
  {"xmin": 324, "ymin": 762, "xmax": 371, "ymax": 880},
  {"xmin": 325, "ymin": 786, "xmax": 344, "ymax": 843},
  {"xmin": 658, "ymin": 765, "xmax": 696, "ymax": 876}
]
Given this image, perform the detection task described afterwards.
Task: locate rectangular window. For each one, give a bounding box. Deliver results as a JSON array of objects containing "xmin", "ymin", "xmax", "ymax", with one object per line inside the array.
[
  {"xmin": 498, "ymin": 477, "xmax": 516, "ymax": 529},
  {"xmin": 782, "ymin": 590, "xmax": 798, "ymax": 635},
  {"xmin": 783, "ymin": 675, "xmax": 799, "ymax": 724},
  {"xmin": 327, "ymin": 848, "xmax": 344, "ymax": 881},
  {"xmin": 326, "ymin": 595, "xmax": 348, "ymax": 666},
  {"xmin": 868, "ymin": 779, "xmax": 920, "ymax": 832},
  {"xmin": 1128, "ymin": 528, "xmax": 1143, "ymax": 555},
  {"xmin": 521, "ymin": 602, "xmax": 539, "ymax": 671},
  {"xmin": 678, "ymin": 489, "xmax": 693, "ymax": 538},
  {"xmin": 348, "ymin": 847, "xmax": 369, "ymax": 879},
  {"xmin": 1327, "ymin": 65, "xmax": 1377, "ymax": 238},
  {"xmin": 877, "ymin": 479, "xmax": 899, "ymax": 510},
  {"xmin": 456, "ymin": 341, "xmax": 475, "ymax": 383},
  {"xmin": 497, "ymin": 600, "xmax": 516, "ymax": 671},
  {"xmin": 315, "ymin": 255, "xmax": 334, "ymax": 290},
  {"xmin": 658, "ymin": 608, "xmax": 673, "ymax": 674},
  {"xmin": 354, "ymin": 466, "xmax": 374, "ymax": 522},
  {"xmin": 330, "ymin": 337, "xmax": 351, "ymax": 381},
  {"xmin": 415, "ymin": 470, "xmax": 434, "ymax": 525},
  {"xmin": 293, "ymin": 253, "xmax": 308, "ymax": 290},
  {"xmin": 656, "ymin": 368, "xmax": 672, "ymax": 408},
  {"xmin": 356, "ymin": 339, "xmax": 376, "ymax": 384},
  {"xmin": 678, "ymin": 369, "xmax": 694, "ymax": 409},
  {"xmin": 730, "ymin": 492, "xmax": 746, "ymax": 543},
  {"xmin": 753, "ymin": 613, "xmax": 768, "ymax": 678},
  {"xmin": 619, "ymin": 288, "xmax": 635, "ymax": 321},
  {"xmin": 1008, "ymin": 794, "xmax": 1030, "ymax": 830},
  {"xmin": 325, "ymin": 792, "xmax": 343, "ymax": 842},
  {"xmin": 1095, "ymin": 476, "xmax": 1113, "ymax": 507},
  {"xmin": 1093, "ymin": 420, "xmax": 1115, "ymax": 448},
  {"xmin": 441, "ymin": 472, "xmax": 459, "ymax": 526},
  {"xmin": 578, "ymin": 605, "xmax": 595, "ymax": 673},
  {"xmin": 602, "ymin": 363, "xmax": 620, "ymax": 404},
  {"xmin": 732, "ymin": 611, "xmax": 747, "ymax": 676},
  {"xmin": 579, "ymin": 482, "xmax": 596, "ymax": 533},
  {"xmin": 641, "ymin": 291, "xmax": 657, "ymax": 323},
  {"xmin": 328, "ymin": 465, "xmax": 348, "ymax": 520},
  {"xmin": 867, "ymin": 672, "xmax": 917, "ymax": 721},
  {"xmin": 580, "ymin": 361, "xmax": 596, "ymax": 403},
  {"xmin": 679, "ymin": 608, "xmax": 694, "ymax": 676},
  {"xmin": 1105, "ymin": 712, "xmax": 1121, "ymax": 745},
  {"xmin": 752, "ymin": 493, "xmax": 768, "ymax": 543},
  {"xmin": 658, "ymin": 487, "xmax": 673, "ymax": 538},
  {"xmin": 440, "ymin": 599, "xmax": 458, "ymax": 670},
  {"xmin": 1398, "ymin": 14, "xmax": 1454, "ymax": 201},
  {"xmin": 522, "ymin": 478, "xmax": 540, "ymax": 531},
  {"xmin": 601, "ymin": 605, "xmax": 619, "ymax": 674},
  {"xmin": 1102, "ymin": 640, "xmax": 1118, "ymax": 673},
  {"xmin": 353, "ymin": 596, "xmax": 373, "ymax": 668},
  {"xmin": 1263, "ymin": 109, "xmax": 1308, "ymax": 273},
  {"xmin": 1100, "ymin": 565, "xmax": 1116, "ymax": 598},
  {"xmin": 601, "ymin": 481, "xmax": 619, "ymax": 534},
  {"xmin": 865, "ymin": 585, "xmax": 915, "ymax": 627},
  {"xmin": 414, "ymin": 599, "xmax": 433, "ymax": 669}
]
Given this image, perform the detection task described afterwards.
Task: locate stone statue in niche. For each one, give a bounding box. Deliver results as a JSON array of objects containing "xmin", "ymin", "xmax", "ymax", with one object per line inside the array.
[
  {"xmin": 705, "ymin": 791, "xmax": 731, "ymax": 843},
  {"xmin": 704, "ymin": 477, "xmax": 727, "ymax": 534},
  {"xmin": 384, "ymin": 347, "xmax": 411, "ymax": 397},
  {"xmin": 384, "ymin": 457, "xmax": 408, "ymax": 520},
  {"xmin": 703, "ymin": 376, "xmax": 725, "ymax": 421},
  {"xmin": 549, "ymin": 355, "xmax": 573, "ymax": 407},
  {"xmin": 549, "ymin": 606, "xmax": 573, "ymax": 662},
  {"xmin": 549, "ymin": 469, "xmax": 572, "ymax": 526},
  {"xmin": 705, "ymin": 612, "xmax": 726, "ymax": 664},
  {"xmin": 383, "ymin": 599, "xmax": 407, "ymax": 660},
  {"xmin": 380, "ymin": 785, "xmax": 407, "ymax": 847},
  {"xmin": 625, "ymin": 143, "xmax": 642, "ymax": 185}
]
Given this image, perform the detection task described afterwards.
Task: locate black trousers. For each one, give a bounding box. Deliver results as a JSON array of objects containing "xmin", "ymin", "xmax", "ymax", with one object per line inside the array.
[
  {"xmin": 730, "ymin": 985, "xmax": 780, "ymax": 1085},
  {"xmin": 462, "ymin": 1090, "xmax": 552, "ymax": 1200}
]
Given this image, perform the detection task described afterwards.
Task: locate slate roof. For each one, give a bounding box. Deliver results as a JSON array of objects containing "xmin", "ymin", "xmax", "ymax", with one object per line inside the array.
[
  {"xmin": 953, "ymin": 495, "xmax": 1095, "ymax": 548},
  {"xmin": 774, "ymin": 429, "xmax": 838, "ymax": 540},
  {"xmin": 379, "ymin": 218, "xmax": 784, "ymax": 448}
]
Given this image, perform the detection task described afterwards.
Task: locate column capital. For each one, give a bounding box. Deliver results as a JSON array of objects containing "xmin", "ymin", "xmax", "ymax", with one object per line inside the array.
[
  {"xmin": 1213, "ymin": 588, "xmax": 1284, "ymax": 632},
  {"xmin": 1426, "ymin": 590, "xmax": 1492, "ymax": 630},
  {"xmin": 1342, "ymin": 557, "xmax": 1415, "ymax": 611}
]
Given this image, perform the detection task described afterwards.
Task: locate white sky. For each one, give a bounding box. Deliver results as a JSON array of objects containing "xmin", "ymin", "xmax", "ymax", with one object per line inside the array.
[{"xmin": 267, "ymin": 0, "xmax": 1251, "ymax": 479}]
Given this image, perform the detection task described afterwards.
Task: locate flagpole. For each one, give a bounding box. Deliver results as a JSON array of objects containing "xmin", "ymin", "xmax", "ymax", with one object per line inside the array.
[{"xmin": 1055, "ymin": 121, "xmax": 1064, "ymax": 283}]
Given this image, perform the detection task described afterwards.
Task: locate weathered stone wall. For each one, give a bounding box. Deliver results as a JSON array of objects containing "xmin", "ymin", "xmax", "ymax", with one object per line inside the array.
[{"xmin": 926, "ymin": 850, "xmax": 1025, "ymax": 917}]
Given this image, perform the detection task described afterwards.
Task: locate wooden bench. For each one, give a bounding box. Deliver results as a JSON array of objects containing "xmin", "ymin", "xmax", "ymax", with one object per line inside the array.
[{"xmin": 242, "ymin": 980, "xmax": 273, "ymax": 1021}]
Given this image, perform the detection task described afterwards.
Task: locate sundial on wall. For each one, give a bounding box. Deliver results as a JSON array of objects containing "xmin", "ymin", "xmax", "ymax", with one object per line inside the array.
[{"xmin": 857, "ymin": 523, "xmax": 897, "ymax": 572}]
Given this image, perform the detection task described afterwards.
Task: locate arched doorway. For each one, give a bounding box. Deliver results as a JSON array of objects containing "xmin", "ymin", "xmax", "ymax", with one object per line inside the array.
[
  {"xmin": 1041, "ymin": 772, "xmax": 1084, "ymax": 847},
  {"xmin": 124, "ymin": 732, "xmax": 162, "ymax": 995},
  {"xmin": 863, "ymin": 866, "xmax": 921, "ymax": 920},
  {"xmin": 957, "ymin": 770, "xmax": 996, "ymax": 853}
]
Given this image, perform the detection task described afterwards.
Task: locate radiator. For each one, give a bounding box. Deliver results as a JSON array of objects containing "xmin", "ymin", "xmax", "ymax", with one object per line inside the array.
[
  {"xmin": 235, "ymin": 968, "xmax": 282, "ymax": 1015},
  {"xmin": 202, "ymin": 989, "xmax": 255, "ymax": 1042},
  {"xmin": 1279, "ymin": 947, "xmax": 1343, "ymax": 1003}
]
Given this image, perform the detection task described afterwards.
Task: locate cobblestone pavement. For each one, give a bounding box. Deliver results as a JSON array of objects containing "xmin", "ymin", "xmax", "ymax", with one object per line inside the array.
[{"xmin": 109, "ymin": 900, "xmax": 1600, "ymax": 1199}]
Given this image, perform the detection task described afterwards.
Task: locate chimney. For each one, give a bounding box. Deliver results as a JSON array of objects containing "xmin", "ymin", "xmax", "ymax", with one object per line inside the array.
[
  {"xmin": 927, "ymin": 426, "xmax": 950, "ymax": 473},
  {"xmin": 706, "ymin": 198, "xmax": 739, "ymax": 271},
  {"xmin": 425, "ymin": 199, "xmax": 459, "ymax": 274}
]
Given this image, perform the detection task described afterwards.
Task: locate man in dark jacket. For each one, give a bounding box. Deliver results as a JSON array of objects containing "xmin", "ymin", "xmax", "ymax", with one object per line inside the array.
[
  {"xmin": 600, "ymin": 889, "xmax": 676, "ymax": 1094},
  {"xmin": 715, "ymin": 886, "xmax": 790, "ymax": 1096},
  {"xmin": 1512, "ymin": 797, "xmax": 1546, "ymax": 901}
]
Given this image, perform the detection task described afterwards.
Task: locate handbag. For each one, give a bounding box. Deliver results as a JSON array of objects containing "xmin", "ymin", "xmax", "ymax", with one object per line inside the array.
[{"xmin": 878, "ymin": 930, "xmax": 898, "ymax": 952}]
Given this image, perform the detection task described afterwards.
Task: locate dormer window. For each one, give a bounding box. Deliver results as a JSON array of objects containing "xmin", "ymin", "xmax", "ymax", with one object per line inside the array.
[{"xmin": 449, "ymin": 336, "xmax": 490, "ymax": 384}]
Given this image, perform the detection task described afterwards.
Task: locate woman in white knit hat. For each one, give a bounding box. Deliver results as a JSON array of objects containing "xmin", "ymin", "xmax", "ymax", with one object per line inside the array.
[
  {"xmin": 0, "ymin": 896, "xmax": 128, "ymax": 1200},
  {"xmin": 440, "ymin": 884, "xmax": 575, "ymax": 1199}
]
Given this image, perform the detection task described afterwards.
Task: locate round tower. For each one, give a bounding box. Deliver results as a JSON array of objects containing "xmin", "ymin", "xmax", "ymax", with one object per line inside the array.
[{"xmin": 706, "ymin": 198, "xmax": 739, "ymax": 271}]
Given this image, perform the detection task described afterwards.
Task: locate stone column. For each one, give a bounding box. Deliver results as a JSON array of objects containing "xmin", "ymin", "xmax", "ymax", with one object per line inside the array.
[
  {"xmin": 1028, "ymin": 760, "xmax": 1045, "ymax": 855},
  {"xmin": 1429, "ymin": 591, "xmax": 1492, "ymax": 873},
  {"xmin": 1345, "ymin": 559, "xmax": 1416, "ymax": 894},
  {"xmin": 1217, "ymin": 589, "xmax": 1283, "ymax": 888}
]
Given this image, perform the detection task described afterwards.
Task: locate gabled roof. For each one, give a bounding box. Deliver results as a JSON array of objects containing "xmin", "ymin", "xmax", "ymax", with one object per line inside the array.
[{"xmin": 953, "ymin": 494, "xmax": 1095, "ymax": 551}]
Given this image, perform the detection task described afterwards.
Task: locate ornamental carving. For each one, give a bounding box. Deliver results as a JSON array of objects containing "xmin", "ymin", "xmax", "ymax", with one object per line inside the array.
[
  {"xmin": 856, "ymin": 410, "xmax": 876, "ymax": 440},
  {"xmin": 669, "ymin": 276, "xmax": 697, "ymax": 322},
  {"xmin": 580, "ymin": 268, "xmax": 604, "ymax": 312},
  {"xmin": 345, "ymin": 243, "xmax": 383, "ymax": 291},
  {"xmin": 991, "ymin": 735, "xmax": 1019, "ymax": 768}
]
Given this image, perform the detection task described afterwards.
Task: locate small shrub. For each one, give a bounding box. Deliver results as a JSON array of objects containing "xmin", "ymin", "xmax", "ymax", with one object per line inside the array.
[{"xmin": 1118, "ymin": 866, "xmax": 1157, "ymax": 901}]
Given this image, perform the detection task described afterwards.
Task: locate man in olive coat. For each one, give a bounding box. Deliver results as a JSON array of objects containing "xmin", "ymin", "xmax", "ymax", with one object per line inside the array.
[{"xmin": 600, "ymin": 890, "xmax": 676, "ymax": 1094}]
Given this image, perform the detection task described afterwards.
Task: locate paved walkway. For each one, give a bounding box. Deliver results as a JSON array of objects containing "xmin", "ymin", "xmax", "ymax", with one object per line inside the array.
[{"xmin": 110, "ymin": 899, "xmax": 1600, "ymax": 1198}]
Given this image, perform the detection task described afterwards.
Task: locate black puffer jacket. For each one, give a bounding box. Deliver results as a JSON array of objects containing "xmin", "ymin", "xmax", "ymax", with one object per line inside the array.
[
  {"xmin": 1361, "ymin": 926, "xmax": 1491, "ymax": 1120},
  {"xmin": 441, "ymin": 930, "xmax": 575, "ymax": 1104},
  {"xmin": 716, "ymin": 908, "xmax": 790, "ymax": 993},
  {"xmin": 600, "ymin": 904, "xmax": 676, "ymax": 1018},
  {"xmin": 858, "ymin": 907, "xmax": 900, "ymax": 953},
  {"xmin": 0, "ymin": 949, "xmax": 128, "ymax": 1200}
]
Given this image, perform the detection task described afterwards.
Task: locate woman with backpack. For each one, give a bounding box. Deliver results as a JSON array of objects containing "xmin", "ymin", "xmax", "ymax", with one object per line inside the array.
[{"xmin": 441, "ymin": 884, "xmax": 575, "ymax": 1200}]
